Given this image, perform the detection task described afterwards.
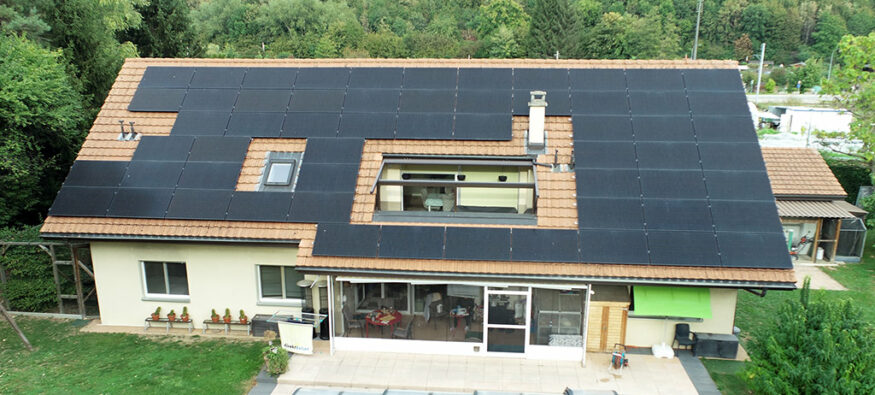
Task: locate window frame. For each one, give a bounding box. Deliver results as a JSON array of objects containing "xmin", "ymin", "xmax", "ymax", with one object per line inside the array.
[
  {"xmin": 264, "ymin": 158, "xmax": 297, "ymax": 186},
  {"xmin": 256, "ymin": 264, "xmax": 306, "ymax": 307},
  {"xmin": 140, "ymin": 261, "xmax": 190, "ymax": 302}
]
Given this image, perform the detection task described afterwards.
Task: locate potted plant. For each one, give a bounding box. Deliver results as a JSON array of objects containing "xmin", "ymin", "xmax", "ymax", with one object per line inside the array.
[
  {"xmin": 239, "ymin": 309, "xmax": 248, "ymax": 324},
  {"xmin": 223, "ymin": 308, "xmax": 232, "ymax": 324},
  {"xmin": 211, "ymin": 309, "xmax": 220, "ymax": 323},
  {"xmin": 180, "ymin": 306, "xmax": 190, "ymax": 322},
  {"xmin": 167, "ymin": 309, "xmax": 176, "ymax": 322},
  {"xmin": 150, "ymin": 307, "xmax": 161, "ymax": 321}
]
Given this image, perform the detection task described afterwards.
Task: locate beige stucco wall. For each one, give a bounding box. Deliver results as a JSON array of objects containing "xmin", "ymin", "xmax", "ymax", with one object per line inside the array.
[
  {"xmin": 90, "ymin": 241, "xmax": 321, "ymax": 328},
  {"xmin": 624, "ymin": 288, "xmax": 737, "ymax": 347}
]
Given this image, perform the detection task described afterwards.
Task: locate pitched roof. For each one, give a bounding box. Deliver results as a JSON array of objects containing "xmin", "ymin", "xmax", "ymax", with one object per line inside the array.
[
  {"xmin": 761, "ymin": 147, "xmax": 846, "ymax": 198},
  {"xmin": 42, "ymin": 58, "xmax": 794, "ymax": 283}
]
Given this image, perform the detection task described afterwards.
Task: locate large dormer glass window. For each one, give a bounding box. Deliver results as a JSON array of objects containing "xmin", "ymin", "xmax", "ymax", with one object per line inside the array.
[{"xmin": 371, "ymin": 156, "xmax": 538, "ymax": 225}]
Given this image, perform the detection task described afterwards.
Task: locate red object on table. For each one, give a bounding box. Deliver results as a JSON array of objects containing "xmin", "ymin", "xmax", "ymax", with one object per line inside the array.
[
  {"xmin": 365, "ymin": 309, "xmax": 402, "ymax": 337},
  {"xmin": 450, "ymin": 308, "xmax": 469, "ymax": 333}
]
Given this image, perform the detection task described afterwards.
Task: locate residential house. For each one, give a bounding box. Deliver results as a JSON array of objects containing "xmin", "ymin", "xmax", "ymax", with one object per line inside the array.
[{"xmin": 41, "ymin": 59, "xmax": 795, "ymax": 360}]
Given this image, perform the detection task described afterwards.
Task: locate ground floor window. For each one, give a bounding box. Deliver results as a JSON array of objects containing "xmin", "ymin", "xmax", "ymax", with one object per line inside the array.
[
  {"xmin": 530, "ymin": 288, "xmax": 584, "ymax": 346},
  {"xmin": 142, "ymin": 261, "xmax": 189, "ymax": 297},
  {"xmin": 258, "ymin": 265, "xmax": 305, "ymax": 302}
]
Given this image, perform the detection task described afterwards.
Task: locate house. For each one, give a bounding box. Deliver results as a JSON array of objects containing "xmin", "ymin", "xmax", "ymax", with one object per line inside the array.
[
  {"xmin": 762, "ymin": 147, "xmax": 868, "ymax": 262},
  {"xmin": 41, "ymin": 59, "xmax": 795, "ymax": 361}
]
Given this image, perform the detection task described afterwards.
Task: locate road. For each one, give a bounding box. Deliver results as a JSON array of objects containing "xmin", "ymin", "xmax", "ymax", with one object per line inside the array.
[{"xmin": 746, "ymin": 93, "xmax": 834, "ymax": 105}]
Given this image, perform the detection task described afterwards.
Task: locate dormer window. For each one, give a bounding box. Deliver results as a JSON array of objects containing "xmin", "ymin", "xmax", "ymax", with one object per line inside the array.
[{"xmin": 259, "ymin": 152, "xmax": 302, "ymax": 192}]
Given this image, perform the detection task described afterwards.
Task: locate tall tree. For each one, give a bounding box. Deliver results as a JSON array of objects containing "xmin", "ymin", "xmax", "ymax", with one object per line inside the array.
[
  {"xmin": 0, "ymin": 34, "xmax": 86, "ymax": 226},
  {"xmin": 812, "ymin": 12, "xmax": 849, "ymax": 58},
  {"xmin": 525, "ymin": 0, "xmax": 579, "ymax": 58},
  {"xmin": 120, "ymin": 0, "xmax": 202, "ymax": 58},
  {"xmin": 734, "ymin": 33, "xmax": 753, "ymax": 60}
]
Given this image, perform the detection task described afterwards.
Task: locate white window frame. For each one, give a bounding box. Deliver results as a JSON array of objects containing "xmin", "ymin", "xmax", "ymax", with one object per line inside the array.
[
  {"xmin": 140, "ymin": 261, "xmax": 190, "ymax": 302},
  {"xmin": 256, "ymin": 264, "xmax": 305, "ymax": 307},
  {"xmin": 264, "ymin": 159, "xmax": 296, "ymax": 186}
]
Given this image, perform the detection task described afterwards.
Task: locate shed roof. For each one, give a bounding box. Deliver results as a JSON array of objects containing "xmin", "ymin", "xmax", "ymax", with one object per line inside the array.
[{"xmin": 761, "ymin": 147, "xmax": 847, "ymax": 198}]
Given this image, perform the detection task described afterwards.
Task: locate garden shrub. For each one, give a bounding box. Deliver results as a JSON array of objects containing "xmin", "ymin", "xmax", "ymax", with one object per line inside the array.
[
  {"xmin": 823, "ymin": 156, "xmax": 872, "ymax": 204},
  {"xmin": 263, "ymin": 340, "xmax": 290, "ymax": 376},
  {"xmin": 0, "ymin": 225, "xmax": 60, "ymax": 311}
]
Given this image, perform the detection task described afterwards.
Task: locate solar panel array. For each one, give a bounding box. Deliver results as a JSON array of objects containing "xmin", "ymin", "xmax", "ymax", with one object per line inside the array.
[{"xmin": 53, "ymin": 66, "xmax": 792, "ymax": 270}]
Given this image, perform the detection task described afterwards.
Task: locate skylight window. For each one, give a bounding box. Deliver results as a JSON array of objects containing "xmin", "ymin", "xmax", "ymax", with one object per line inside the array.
[
  {"xmin": 265, "ymin": 160, "xmax": 295, "ymax": 186},
  {"xmin": 258, "ymin": 152, "xmax": 302, "ymax": 192}
]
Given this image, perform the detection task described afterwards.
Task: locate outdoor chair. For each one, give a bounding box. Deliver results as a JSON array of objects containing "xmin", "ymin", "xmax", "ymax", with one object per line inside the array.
[
  {"xmin": 673, "ymin": 323, "xmax": 696, "ymax": 351},
  {"xmin": 428, "ymin": 300, "xmax": 449, "ymax": 329},
  {"xmin": 342, "ymin": 304, "xmax": 365, "ymax": 336},
  {"xmin": 392, "ymin": 317, "xmax": 414, "ymax": 339}
]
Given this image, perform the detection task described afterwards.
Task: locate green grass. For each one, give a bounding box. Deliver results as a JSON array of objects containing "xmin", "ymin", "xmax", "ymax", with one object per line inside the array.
[
  {"xmin": 0, "ymin": 318, "xmax": 265, "ymax": 394},
  {"xmin": 702, "ymin": 231, "xmax": 875, "ymax": 394}
]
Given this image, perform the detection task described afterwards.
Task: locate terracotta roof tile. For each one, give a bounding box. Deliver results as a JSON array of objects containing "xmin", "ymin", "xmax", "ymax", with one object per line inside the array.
[{"xmin": 762, "ymin": 147, "xmax": 846, "ymax": 197}]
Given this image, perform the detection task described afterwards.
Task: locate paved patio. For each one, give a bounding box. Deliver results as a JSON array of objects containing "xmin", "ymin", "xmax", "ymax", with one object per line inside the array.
[
  {"xmin": 793, "ymin": 263, "xmax": 847, "ymax": 291},
  {"xmin": 273, "ymin": 343, "xmax": 697, "ymax": 395}
]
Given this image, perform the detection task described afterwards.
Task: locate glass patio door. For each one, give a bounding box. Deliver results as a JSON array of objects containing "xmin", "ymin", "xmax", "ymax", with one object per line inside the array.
[{"xmin": 484, "ymin": 287, "xmax": 530, "ymax": 354}]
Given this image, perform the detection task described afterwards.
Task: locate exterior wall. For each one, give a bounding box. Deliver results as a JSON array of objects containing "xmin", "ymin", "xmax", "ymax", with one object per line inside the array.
[
  {"xmin": 780, "ymin": 217, "xmax": 819, "ymax": 246},
  {"xmin": 90, "ymin": 241, "xmax": 317, "ymax": 328},
  {"xmin": 624, "ymin": 288, "xmax": 737, "ymax": 347}
]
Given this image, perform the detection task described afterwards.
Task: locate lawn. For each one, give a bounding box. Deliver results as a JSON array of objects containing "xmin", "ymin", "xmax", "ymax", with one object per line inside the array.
[
  {"xmin": 703, "ymin": 231, "xmax": 875, "ymax": 394},
  {"xmin": 0, "ymin": 317, "xmax": 265, "ymax": 394}
]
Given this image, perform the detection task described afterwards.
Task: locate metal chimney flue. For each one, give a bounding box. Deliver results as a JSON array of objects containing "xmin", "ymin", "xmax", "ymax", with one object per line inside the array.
[{"xmin": 527, "ymin": 91, "xmax": 547, "ymax": 150}]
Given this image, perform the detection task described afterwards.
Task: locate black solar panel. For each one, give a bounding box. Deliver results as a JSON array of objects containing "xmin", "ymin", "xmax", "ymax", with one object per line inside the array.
[
  {"xmin": 188, "ymin": 136, "xmax": 250, "ymax": 163},
  {"xmin": 132, "ymin": 136, "xmax": 194, "ymax": 162},
  {"xmin": 287, "ymin": 192, "xmax": 354, "ymax": 222},
  {"xmin": 575, "ymin": 169, "xmax": 641, "ymax": 198},
  {"xmin": 312, "ymin": 223, "xmax": 380, "ymax": 257},
  {"xmin": 180, "ymin": 89, "xmax": 238, "ymax": 112},
  {"xmin": 176, "ymin": 162, "xmax": 242, "ymax": 189},
  {"xmin": 692, "ymin": 115, "xmax": 757, "ymax": 142},
  {"xmin": 165, "ymin": 189, "xmax": 232, "ymax": 220},
  {"xmin": 704, "ymin": 171, "xmax": 774, "ymax": 201},
  {"xmin": 710, "ymin": 200, "xmax": 782, "ymax": 233},
  {"xmin": 628, "ymin": 91, "xmax": 689, "ymax": 115},
  {"xmin": 281, "ymin": 112, "xmax": 340, "ymax": 138},
  {"xmin": 343, "ymin": 89, "xmax": 400, "ymax": 112},
  {"xmin": 48, "ymin": 186, "xmax": 115, "ymax": 217},
  {"xmin": 698, "ymin": 143, "xmax": 765, "ymax": 171},
  {"xmin": 456, "ymin": 90, "xmax": 512, "ymax": 113},
  {"xmin": 121, "ymin": 161, "xmax": 185, "ymax": 188},
  {"xmin": 241, "ymin": 68, "xmax": 296, "ymax": 89},
  {"xmin": 63, "ymin": 161, "xmax": 129, "ymax": 187},
  {"xmin": 139, "ymin": 67, "xmax": 195, "ymax": 88},
  {"xmin": 572, "ymin": 115, "xmax": 634, "ymax": 141},
  {"xmin": 288, "ymin": 90, "xmax": 346, "ymax": 112},
  {"xmin": 445, "ymin": 227, "xmax": 510, "ymax": 261},
  {"xmin": 402, "ymin": 68, "xmax": 458, "ymax": 89},
  {"xmin": 226, "ymin": 112, "xmax": 284, "ymax": 137},
  {"xmin": 635, "ymin": 142, "xmax": 701, "ymax": 170},
  {"xmin": 396, "ymin": 113, "xmax": 454, "ymax": 139},
  {"xmin": 569, "ymin": 69, "xmax": 627, "ymax": 91},
  {"xmin": 338, "ymin": 113, "xmax": 396, "ymax": 138},
  {"xmin": 639, "ymin": 170, "xmax": 707, "ymax": 199},
  {"xmin": 683, "ymin": 69, "xmax": 742, "ymax": 91},
  {"xmin": 348, "ymin": 68, "xmax": 403, "ymax": 89},
  {"xmin": 511, "ymin": 229, "xmax": 578, "ymax": 262},
  {"xmin": 107, "ymin": 188, "xmax": 174, "ymax": 219},
  {"xmin": 128, "ymin": 88, "xmax": 186, "ymax": 112},
  {"xmin": 295, "ymin": 164, "xmax": 359, "ymax": 192},
  {"xmin": 717, "ymin": 232, "xmax": 792, "ymax": 268},
  {"xmin": 171, "ymin": 111, "xmax": 230, "ymax": 136},
  {"xmin": 226, "ymin": 191, "xmax": 293, "ymax": 222},
  {"xmin": 631, "ymin": 116, "xmax": 695, "ymax": 142},
  {"xmin": 294, "ymin": 68, "xmax": 349, "ymax": 89},
  {"xmin": 513, "ymin": 68, "xmax": 569, "ymax": 90},
  {"xmin": 453, "ymin": 114, "xmax": 512, "ymax": 141},
  {"xmin": 688, "ymin": 91, "xmax": 748, "ymax": 115},
  {"xmin": 303, "ymin": 138, "xmax": 363, "ymax": 164},
  {"xmin": 578, "ymin": 229, "xmax": 649, "ymax": 264},
  {"xmin": 625, "ymin": 69, "xmax": 684, "ymax": 91},
  {"xmin": 570, "ymin": 91, "xmax": 629, "ymax": 115},
  {"xmin": 399, "ymin": 90, "xmax": 456, "ymax": 113},
  {"xmin": 574, "ymin": 141, "xmax": 637, "ymax": 169},
  {"xmin": 378, "ymin": 225, "xmax": 445, "ymax": 259},
  {"xmin": 577, "ymin": 197, "xmax": 644, "ymax": 230},
  {"xmin": 647, "ymin": 230, "xmax": 721, "ymax": 266},
  {"xmin": 642, "ymin": 199, "xmax": 713, "ymax": 231},
  {"xmin": 190, "ymin": 67, "xmax": 246, "ymax": 88},
  {"xmin": 233, "ymin": 89, "xmax": 291, "ymax": 112},
  {"xmin": 458, "ymin": 68, "xmax": 512, "ymax": 90},
  {"xmin": 512, "ymin": 90, "xmax": 571, "ymax": 116}
]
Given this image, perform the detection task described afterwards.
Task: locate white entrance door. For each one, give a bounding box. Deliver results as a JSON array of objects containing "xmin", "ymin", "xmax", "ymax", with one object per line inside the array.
[{"xmin": 483, "ymin": 287, "xmax": 531, "ymax": 355}]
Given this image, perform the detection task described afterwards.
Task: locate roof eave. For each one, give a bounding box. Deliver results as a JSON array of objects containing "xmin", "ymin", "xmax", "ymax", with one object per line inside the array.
[{"xmin": 39, "ymin": 232, "xmax": 300, "ymax": 245}]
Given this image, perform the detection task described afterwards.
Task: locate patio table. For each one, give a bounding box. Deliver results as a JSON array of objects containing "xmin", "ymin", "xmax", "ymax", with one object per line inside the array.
[{"xmin": 365, "ymin": 309, "xmax": 402, "ymax": 337}]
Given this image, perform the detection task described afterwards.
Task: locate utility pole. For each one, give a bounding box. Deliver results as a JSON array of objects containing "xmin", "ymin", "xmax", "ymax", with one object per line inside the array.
[
  {"xmin": 691, "ymin": 0, "xmax": 703, "ymax": 60},
  {"xmin": 827, "ymin": 45, "xmax": 839, "ymax": 81},
  {"xmin": 755, "ymin": 43, "xmax": 766, "ymax": 104}
]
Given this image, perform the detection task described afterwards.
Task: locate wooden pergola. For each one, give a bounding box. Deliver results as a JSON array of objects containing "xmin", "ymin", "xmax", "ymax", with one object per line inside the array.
[{"xmin": 0, "ymin": 242, "xmax": 94, "ymax": 318}]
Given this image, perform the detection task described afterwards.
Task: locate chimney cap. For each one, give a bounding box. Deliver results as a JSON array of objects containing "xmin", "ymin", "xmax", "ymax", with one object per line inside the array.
[{"xmin": 529, "ymin": 91, "xmax": 547, "ymax": 107}]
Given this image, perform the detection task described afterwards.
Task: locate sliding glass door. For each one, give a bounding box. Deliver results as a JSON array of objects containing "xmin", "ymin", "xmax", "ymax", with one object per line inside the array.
[{"xmin": 484, "ymin": 287, "xmax": 530, "ymax": 354}]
